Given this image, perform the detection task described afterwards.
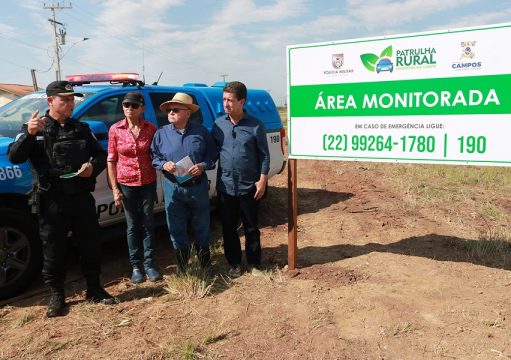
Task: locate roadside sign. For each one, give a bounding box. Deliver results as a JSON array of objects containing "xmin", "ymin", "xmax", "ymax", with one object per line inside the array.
[{"xmin": 287, "ymin": 23, "xmax": 511, "ymax": 166}]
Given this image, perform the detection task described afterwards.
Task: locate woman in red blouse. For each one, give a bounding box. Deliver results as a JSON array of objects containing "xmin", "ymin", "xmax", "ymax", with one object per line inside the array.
[{"xmin": 107, "ymin": 92, "xmax": 162, "ymax": 283}]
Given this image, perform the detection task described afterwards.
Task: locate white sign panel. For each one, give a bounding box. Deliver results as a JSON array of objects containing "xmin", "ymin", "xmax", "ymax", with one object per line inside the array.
[{"xmin": 287, "ymin": 23, "xmax": 511, "ymax": 166}]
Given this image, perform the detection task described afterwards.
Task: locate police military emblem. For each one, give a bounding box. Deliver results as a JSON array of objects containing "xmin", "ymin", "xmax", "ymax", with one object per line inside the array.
[{"xmin": 332, "ymin": 53, "xmax": 344, "ymax": 69}]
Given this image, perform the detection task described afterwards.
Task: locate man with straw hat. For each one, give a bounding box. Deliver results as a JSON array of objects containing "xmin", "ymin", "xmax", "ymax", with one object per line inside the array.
[{"xmin": 151, "ymin": 93, "xmax": 217, "ymax": 274}]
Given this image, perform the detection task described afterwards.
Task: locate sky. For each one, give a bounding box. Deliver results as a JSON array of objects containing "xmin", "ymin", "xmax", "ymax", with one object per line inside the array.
[{"xmin": 0, "ymin": 0, "xmax": 510, "ymax": 106}]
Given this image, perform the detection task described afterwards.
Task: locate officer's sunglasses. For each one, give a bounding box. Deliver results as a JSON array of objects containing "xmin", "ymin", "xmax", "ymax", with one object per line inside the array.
[{"xmin": 123, "ymin": 102, "xmax": 141, "ymax": 109}]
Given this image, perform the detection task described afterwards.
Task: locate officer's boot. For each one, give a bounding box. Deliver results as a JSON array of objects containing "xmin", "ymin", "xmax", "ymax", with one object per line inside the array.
[
  {"xmin": 197, "ymin": 246, "xmax": 213, "ymax": 275},
  {"xmin": 47, "ymin": 285, "xmax": 67, "ymax": 318},
  {"xmin": 176, "ymin": 247, "xmax": 190, "ymax": 275},
  {"xmin": 85, "ymin": 278, "xmax": 117, "ymax": 305}
]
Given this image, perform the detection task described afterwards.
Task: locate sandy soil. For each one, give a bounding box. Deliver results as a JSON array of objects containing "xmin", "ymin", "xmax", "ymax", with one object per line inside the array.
[{"xmin": 1, "ymin": 157, "xmax": 511, "ymax": 359}]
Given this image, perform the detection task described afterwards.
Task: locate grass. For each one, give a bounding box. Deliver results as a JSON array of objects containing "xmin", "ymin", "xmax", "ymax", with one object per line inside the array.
[
  {"xmin": 466, "ymin": 233, "xmax": 511, "ymax": 259},
  {"xmin": 11, "ymin": 312, "xmax": 36, "ymax": 328},
  {"xmin": 164, "ymin": 271, "xmax": 217, "ymax": 299},
  {"xmin": 483, "ymin": 319, "xmax": 505, "ymax": 328},
  {"xmin": 377, "ymin": 163, "xmax": 511, "ymax": 197},
  {"xmin": 255, "ymin": 266, "xmax": 286, "ymax": 285},
  {"xmin": 376, "ymin": 162, "xmax": 511, "ymax": 249},
  {"xmin": 389, "ymin": 322, "xmax": 416, "ymax": 337},
  {"xmin": 163, "ymin": 250, "xmax": 228, "ymax": 299},
  {"xmin": 170, "ymin": 340, "xmax": 204, "ymax": 360},
  {"xmin": 42, "ymin": 339, "xmax": 70, "ymax": 356},
  {"xmin": 481, "ymin": 203, "xmax": 505, "ymax": 221},
  {"xmin": 203, "ymin": 332, "xmax": 229, "ymax": 345}
]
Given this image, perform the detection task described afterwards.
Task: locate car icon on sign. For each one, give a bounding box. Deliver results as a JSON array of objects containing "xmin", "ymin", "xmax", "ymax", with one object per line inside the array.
[{"xmin": 376, "ymin": 58, "xmax": 394, "ymax": 73}]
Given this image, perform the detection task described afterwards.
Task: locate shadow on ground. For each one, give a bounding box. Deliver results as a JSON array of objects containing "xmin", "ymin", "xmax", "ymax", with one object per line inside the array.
[
  {"xmin": 259, "ymin": 186, "xmax": 354, "ymax": 227},
  {"xmin": 264, "ymin": 233, "xmax": 511, "ymax": 272}
]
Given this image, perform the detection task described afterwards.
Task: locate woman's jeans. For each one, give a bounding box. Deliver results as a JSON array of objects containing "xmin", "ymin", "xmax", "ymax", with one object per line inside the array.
[
  {"xmin": 162, "ymin": 176, "xmax": 210, "ymax": 250},
  {"xmin": 119, "ymin": 181, "xmax": 156, "ymax": 269}
]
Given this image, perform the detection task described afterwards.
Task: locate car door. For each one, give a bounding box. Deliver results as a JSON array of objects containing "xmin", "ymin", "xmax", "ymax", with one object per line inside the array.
[{"xmin": 78, "ymin": 93, "xmax": 127, "ymax": 226}]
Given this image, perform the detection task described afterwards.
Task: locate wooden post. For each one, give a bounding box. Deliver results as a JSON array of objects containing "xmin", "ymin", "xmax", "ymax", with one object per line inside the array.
[{"xmin": 288, "ymin": 158, "xmax": 298, "ymax": 269}]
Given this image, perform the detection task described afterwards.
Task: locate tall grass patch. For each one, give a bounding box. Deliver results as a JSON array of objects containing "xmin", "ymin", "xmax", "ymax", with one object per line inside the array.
[{"xmin": 163, "ymin": 250, "xmax": 229, "ymax": 299}]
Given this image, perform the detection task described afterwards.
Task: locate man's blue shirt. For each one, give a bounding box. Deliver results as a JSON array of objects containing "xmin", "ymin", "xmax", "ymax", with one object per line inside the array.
[
  {"xmin": 151, "ymin": 122, "xmax": 217, "ymax": 177},
  {"xmin": 212, "ymin": 112, "xmax": 270, "ymax": 196}
]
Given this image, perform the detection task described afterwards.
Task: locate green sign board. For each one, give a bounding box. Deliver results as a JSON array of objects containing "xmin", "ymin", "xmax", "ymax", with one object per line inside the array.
[{"xmin": 287, "ymin": 23, "xmax": 511, "ymax": 165}]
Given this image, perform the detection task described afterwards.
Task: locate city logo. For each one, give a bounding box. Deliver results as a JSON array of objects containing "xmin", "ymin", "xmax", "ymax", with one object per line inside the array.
[
  {"xmin": 452, "ymin": 40, "xmax": 481, "ymax": 71},
  {"xmin": 323, "ymin": 52, "xmax": 353, "ymax": 76},
  {"xmin": 460, "ymin": 41, "xmax": 476, "ymax": 59},
  {"xmin": 332, "ymin": 53, "xmax": 344, "ymax": 69},
  {"xmin": 360, "ymin": 45, "xmax": 393, "ymax": 73}
]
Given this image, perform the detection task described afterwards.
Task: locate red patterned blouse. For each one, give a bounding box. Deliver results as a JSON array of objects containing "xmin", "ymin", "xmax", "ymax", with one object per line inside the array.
[{"xmin": 107, "ymin": 118, "xmax": 157, "ymax": 186}]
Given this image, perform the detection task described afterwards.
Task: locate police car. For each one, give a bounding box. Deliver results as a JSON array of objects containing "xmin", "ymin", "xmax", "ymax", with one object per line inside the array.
[{"xmin": 0, "ymin": 73, "xmax": 286, "ymax": 300}]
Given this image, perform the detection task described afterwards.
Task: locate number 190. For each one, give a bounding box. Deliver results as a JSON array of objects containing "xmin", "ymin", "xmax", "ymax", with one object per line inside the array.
[{"xmin": 457, "ymin": 136, "xmax": 486, "ymax": 154}]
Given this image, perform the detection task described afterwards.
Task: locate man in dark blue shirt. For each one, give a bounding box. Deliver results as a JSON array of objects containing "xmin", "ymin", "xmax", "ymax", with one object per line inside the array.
[
  {"xmin": 152, "ymin": 93, "xmax": 217, "ymax": 273},
  {"xmin": 212, "ymin": 81, "xmax": 270, "ymax": 277}
]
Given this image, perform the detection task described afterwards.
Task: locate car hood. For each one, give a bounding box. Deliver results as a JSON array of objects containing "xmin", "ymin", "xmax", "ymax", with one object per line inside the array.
[{"xmin": 0, "ymin": 137, "xmax": 13, "ymax": 156}]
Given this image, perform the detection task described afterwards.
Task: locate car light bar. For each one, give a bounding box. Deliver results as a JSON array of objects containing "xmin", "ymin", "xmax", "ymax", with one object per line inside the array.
[{"xmin": 65, "ymin": 72, "xmax": 140, "ymax": 84}]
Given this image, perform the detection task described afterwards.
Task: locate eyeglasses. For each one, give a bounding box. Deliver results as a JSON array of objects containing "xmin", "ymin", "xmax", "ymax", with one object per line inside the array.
[
  {"xmin": 123, "ymin": 102, "xmax": 141, "ymax": 109},
  {"xmin": 166, "ymin": 108, "xmax": 187, "ymax": 114}
]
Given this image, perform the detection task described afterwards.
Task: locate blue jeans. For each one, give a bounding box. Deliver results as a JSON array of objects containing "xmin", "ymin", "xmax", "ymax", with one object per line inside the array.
[
  {"xmin": 119, "ymin": 181, "xmax": 156, "ymax": 269},
  {"xmin": 162, "ymin": 176, "xmax": 210, "ymax": 250}
]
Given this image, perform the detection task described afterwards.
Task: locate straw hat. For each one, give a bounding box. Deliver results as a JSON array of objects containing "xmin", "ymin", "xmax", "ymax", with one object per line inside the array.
[{"xmin": 159, "ymin": 93, "xmax": 199, "ymax": 113}]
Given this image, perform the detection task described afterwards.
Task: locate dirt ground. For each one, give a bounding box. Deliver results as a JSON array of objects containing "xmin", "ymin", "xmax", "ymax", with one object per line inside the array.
[{"xmin": 1, "ymin": 155, "xmax": 511, "ymax": 359}]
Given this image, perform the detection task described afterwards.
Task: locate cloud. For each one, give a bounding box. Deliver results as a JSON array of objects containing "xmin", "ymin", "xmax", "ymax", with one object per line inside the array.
[
  {"xmin": 345, "ymin": 0, "xmax": 477, "ymax": 30},
  {"xmin": 0, "ymin": 23, "xmax": 17, "ymax": 38},
  {"xmin": 19, "ymin": 0, "xmax": 42, "ymax": 11},
  {"xmin": 428, "ymin": 7, "xmax": 511, "ymax": 31},
  {"xmin": 93, "ymin": 0, "xmax": 182, "ymax": 36},
  {"xmin": 213, "ymin": 0, "xmax": 308, "ymax": 26}
]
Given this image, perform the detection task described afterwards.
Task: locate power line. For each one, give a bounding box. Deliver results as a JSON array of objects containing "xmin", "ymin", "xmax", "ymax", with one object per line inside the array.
[{"xmin": 0, "ymin": 32, "xmax": 50, "ymax": 52}]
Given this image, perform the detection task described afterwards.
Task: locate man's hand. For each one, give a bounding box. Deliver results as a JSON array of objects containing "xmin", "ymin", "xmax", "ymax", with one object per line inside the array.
[
  {"xmin": 188, "ymin": 163, "xmax": 205, "ymax": 177},
  {"xmin": 163, "ymin": 161, "xmax": 176, "ymax": 174},
  {"xmin": 112, "ymin": 188, "xmax": 123, "ymax": 209},
  {"xmin": 27, "ymin": 110, "xmax": 45, "ymax": 136},
  {"xmin": 254, "ymin": 175, "xmax": 268, "ymax": 200},
  {"xmin": 77, "ymin": 161, "xmax": 93, "ymax": 178}
]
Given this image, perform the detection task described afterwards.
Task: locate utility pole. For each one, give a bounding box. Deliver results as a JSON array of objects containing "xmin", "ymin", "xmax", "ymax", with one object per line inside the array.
[
  {"xmin": 220, "ymin": 74, "xmax": 228, "ymax": 82},
  {"xmin": 44, "ymin": 2, "xmax": 72, "ymax": 81},
  {"xmin": 30, "ymin": 69, "xmax": 38, "ymax": 91}
]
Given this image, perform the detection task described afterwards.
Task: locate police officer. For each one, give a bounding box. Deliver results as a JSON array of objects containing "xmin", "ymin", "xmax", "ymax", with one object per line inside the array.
[{"xmin": 8, "ymin": 81, "xmax": 116, "ymax": 317}]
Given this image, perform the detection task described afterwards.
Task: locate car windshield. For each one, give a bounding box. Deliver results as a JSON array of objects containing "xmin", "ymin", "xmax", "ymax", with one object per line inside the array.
[
  {"xmin": 0, "ymin": 92, "xmax": 93, "ymax": 138},
  {"xmin": 380, "ymin": 59, "xmax": 391, "ymax": 64}
]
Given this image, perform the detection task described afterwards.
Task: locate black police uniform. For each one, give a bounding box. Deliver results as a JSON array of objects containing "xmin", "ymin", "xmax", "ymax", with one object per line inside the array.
[{"xmin": 8, "ymin": 111, "xmax": 107, "ymax": 292}]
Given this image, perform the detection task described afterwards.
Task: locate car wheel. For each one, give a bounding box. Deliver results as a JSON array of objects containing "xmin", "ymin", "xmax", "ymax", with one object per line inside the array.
[{"xmin": 0, "ymin": 208, "xmax": 41, "ymax": 300}]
